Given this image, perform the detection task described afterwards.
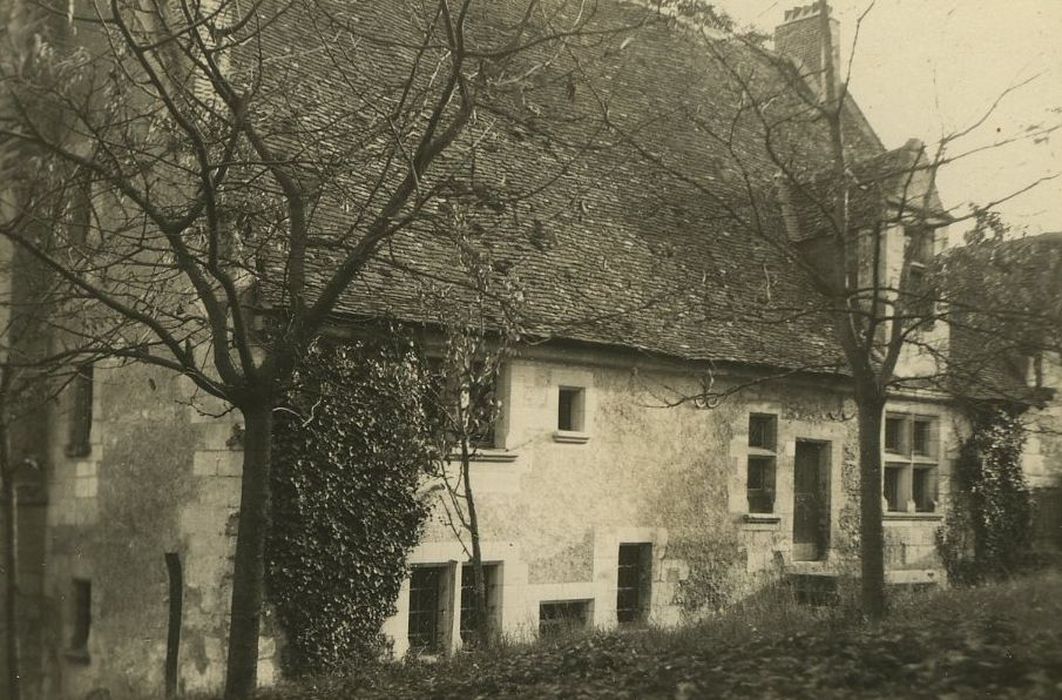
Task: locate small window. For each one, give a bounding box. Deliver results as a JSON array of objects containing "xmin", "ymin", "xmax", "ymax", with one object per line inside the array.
[
  {"xmin": 70, "ymin": 578, "xmax": 91, "ymax": 654},
  {"xmin": 558, "ymin": 387, "xmax": 585, "ymax": 432},
  {"xmin": 539, "ymin": 600, "xmax": 591, "ymax": 638},
  {"xmin": 66, "ymin": 364, "xmax": 94, "ymax": 457},
  {"xmin": 884, "ymin": 415, "xmax": 905, "ymax": 455},
  {"xmin": 616, "ymin": 544, "xmax": 652, "ymax": 625},
  {"xmin": 408, "ymin": 566, "xmax": 446, "ymax": 654},
  {"xmin": 460, "ymin": 563, "xmax": 500, "ymax": 645},
  {"xmin": 883, "ymin": 465, "xmax": 904, "ymax": 512},
  {"xmin": 748, "ymin": 414, "xmax": 776, "ymax": 450}
]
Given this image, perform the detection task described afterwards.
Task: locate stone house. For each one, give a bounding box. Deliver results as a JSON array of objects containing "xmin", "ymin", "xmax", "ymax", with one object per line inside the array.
[{"xmin": 2, "ymin": 2, "xmax": 1053, "ymax": 699}]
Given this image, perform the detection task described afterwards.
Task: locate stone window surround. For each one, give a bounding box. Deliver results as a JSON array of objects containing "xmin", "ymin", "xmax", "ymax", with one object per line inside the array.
[
  {"xmin": 882, "ymin": 409, "xmax": 941, "ymax": 515},
  {"xmin": 389, "ymin": 540, "xmax": 524, "ymax": 656},
  {"xmin": 550, "ymin": 367, "xmax": 595, "ymax": 444}
]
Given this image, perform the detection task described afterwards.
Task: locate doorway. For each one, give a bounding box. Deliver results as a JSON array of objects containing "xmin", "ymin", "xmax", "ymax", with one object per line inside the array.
[{"xmin": 793, "ymin": 441, "xmax": 831, "ymax": 561}]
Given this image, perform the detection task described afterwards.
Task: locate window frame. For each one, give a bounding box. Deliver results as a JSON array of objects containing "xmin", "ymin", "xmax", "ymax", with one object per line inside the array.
[
  {"xmin": 882, "ymin": 411, "xmax": 939, "ymax": 514},
  {"xmin": 746, "ymin": 413, "xmax": 778, "ymax": 514},
  {"xmin": 616, "ymin": 543, "xmax": 652, "ymax": 625},
  {"xmin": 66, "ymin": 363, "xmax": 94, "ymax": 458},
  {"xmin": 407, "ymin": 565, "xmax": 448, "ymax": 654},
  {"xmin": 459, "ymin": 562, "xmax": 501, "ymax": 645}
]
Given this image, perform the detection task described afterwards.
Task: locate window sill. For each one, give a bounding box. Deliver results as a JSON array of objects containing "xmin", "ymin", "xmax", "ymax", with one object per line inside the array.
[
  {"xmin": 553, "ymin": 430, "xmax": 590, "ymax": 444},
  {"xmin": 883, "ymin": 512, "xmax": 942, "ymax": 522},
  {"xmin": 450, "ymin": 449, "xmax": 518, "ymax": 463},
  {"xmin": 64, "ymin": 649, "xmax": 91, "ymax": 665},
  {"xmin": 742, "ymin": 513, "xmax": 781, "ymax": 525}
]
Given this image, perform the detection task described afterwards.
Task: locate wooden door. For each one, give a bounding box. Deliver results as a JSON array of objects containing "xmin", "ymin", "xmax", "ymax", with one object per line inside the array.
[{"xmin": 793, "ymin": 441, "xmax": 830, "ymax": 561}]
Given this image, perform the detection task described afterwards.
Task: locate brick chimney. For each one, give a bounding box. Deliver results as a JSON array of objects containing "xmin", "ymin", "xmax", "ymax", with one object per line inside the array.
[{"xmin": 774, "ymin": 3, "xmax": 841, "ymax": 101}]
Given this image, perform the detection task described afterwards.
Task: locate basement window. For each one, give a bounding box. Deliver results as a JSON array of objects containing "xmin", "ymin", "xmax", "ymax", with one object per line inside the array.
[{"xmin": 539, "ymin": 600, "xmax": 591, "ymax": 638}]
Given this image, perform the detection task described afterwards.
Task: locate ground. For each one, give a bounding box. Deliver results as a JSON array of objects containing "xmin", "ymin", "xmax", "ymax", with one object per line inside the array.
[{"xmin": 254, "ymin": 571, "xmax": 1062, "ymax": 699}]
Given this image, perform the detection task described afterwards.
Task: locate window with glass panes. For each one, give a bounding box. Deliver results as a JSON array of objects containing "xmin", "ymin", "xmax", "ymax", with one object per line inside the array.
[{"xmin": 883, "ymin": 412, "xmax": 938, "ymax": 513}]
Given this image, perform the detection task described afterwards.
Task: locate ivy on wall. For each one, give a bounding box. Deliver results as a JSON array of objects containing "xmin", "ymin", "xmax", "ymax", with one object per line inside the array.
[
  {"xmin": 936, "ymin": 407, "xmax": 1033, "ymax": 583},
  {"xmin": 267, "ymin": 338, "xmax": 438, "ymax": 675}
]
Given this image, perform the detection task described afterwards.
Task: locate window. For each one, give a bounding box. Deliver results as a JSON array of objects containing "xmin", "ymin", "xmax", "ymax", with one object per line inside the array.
[
  {"xmin": 747, "ymin": 414, "xmax": 778, "ymax": 513},
  {"xmin": 616, "ymin": 543, "xmax": 652, "ymax": 625},
  {"xmin": 884, "ymin": 415, "xmax": 905, "ymax": 454},
  {"xmin": 460, "ymin": 563, "xmax": 500, "ymax": 645},
  {"xmin": 429, "ymin": 358, "xmax": 500, "ymax": 450},
  {"xmin": 557, "ymin": 387, "xmax": 585, "ymax": 432},
  {"xmin": 407, "ymin": 566, "xmax": 447, "ymax": 653},
  {"xmin": 882, "ymin": 412, "xmax": 938, "ymax": 513},
  {"xmin": 904, "ymin": 227, "xmax": 936, "ymax": 325},
  {"xmin": 539, "ymin": 600, "xmax": 591, "ymax": 638},
  {"xmin": 66, "ymin": 364, "xmax": 94, "ymax": 457},
  {"xmin": 70, "ymin": 578, "xmax": 91, "ymax": 656}
]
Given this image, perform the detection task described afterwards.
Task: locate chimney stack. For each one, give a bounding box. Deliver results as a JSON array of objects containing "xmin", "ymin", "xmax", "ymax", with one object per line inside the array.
[{"xmin": 774, "ymin": 3, "xmax": 841, "ymax": 101}]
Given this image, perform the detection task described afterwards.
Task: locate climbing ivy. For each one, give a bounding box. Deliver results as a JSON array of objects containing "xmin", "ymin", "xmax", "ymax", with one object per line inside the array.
[
  {"xmin": 936, "ymin": 407, "xmax": 1033, "ymax": 583},
  {"xmin": 267, "ymin": 337, "xmax": 439, "ymax": 676}
]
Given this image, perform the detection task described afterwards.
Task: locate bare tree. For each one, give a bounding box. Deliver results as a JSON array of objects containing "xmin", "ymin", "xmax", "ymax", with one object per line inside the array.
[
  {"xmin": 420, "ymin": 207, "xmax": 524, "ymax": 648},
  {"xmin": 607, "ymin": 0, "xmax": 1061, "ymax": 618},
  {"xmin": 0, "ymin": 1, "xmax": 634, "ymax": 695}
]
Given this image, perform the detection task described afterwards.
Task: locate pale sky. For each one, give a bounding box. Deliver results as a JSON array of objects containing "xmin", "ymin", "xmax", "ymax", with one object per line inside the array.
[{"xmin": 716, "ymin": 0, "xmax": 1062, "ymax": 239}]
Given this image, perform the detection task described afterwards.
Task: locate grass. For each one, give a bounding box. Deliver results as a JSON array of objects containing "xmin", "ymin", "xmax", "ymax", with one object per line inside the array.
[{"xmin": 257, "ymin": 571, "xmax": 1062, "ymax": 699}]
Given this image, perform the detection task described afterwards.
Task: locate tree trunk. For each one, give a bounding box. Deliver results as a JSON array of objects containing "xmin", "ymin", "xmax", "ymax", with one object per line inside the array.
[
  {"xmin": 224, "ymin": 402, "xmax": 274, "ymax": 700},
  {"xmin": 460, "ymin": 439, "xmax": 489, "ymax": 648},
  {"xmin": 855, "ymin": 383, "xmax": 887, "ymax": 621},
  {"xmin": 1, "ymin": 417, "xmax": 21, "ymax": 700}
]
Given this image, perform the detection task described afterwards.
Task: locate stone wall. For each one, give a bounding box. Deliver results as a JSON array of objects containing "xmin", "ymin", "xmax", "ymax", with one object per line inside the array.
[
  {"xmin": 39, "ymin": 363, "xmax": 278, "ymax": 699},
  {"xmin": 383, "ymin": 346, "xmax": 960, "ymax": 654}
]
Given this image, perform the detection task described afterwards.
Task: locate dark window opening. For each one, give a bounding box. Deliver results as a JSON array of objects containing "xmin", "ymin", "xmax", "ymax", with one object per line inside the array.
[
  {"xmin": 558, "ymin": 387, "xmax": 584, "ymax": 431},
  {"xmin": 748, "ymin": 414, "xmax": 776, "ymax": 450},
  {"xmin": 70, "ymin": 578, "xmax": 91, "ymax": 654},
  {"xmin": 913, "ymin": 468, "xmax": 935, "ymax": 512},
  {"xmin": 884, "ymin": 415, "xmax": 905, "ymax": 454},
  {"xmin": 912, "ymin": 419, "xmax": 933, "ymax": 457},
  {"xmin": 429, "ymin": 357, "xmax": 500, "ymax": 450},
  {"xmin": 460, "ymin": 563, "xmax": 499, "ymax": 645},
  {"xmin": 408, "ymin": 567, "xmax": 445, "ymax": 653},
  {"xmin": 747, "ymin": 456, "xmax": 776, "ymax": 514},
  {"xmin": 616, "ymin": 543, "xmax": 652, "ymax": 625},
  {"xmin": 884, "ymin": 466, "xmax": 903, "ymax": 512},
  {"xmin": 539, "ymin": 600, "xmax": 591, "ymax": 638},
  {"xmin": 67, "ymin": 364, "xmax": 94, "ymax": 457}
]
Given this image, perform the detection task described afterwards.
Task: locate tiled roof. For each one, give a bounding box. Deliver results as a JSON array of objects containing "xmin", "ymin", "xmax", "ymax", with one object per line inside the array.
[{"xmin": 252, "ymin": 1, "xmax": 891, "ymax": 372}]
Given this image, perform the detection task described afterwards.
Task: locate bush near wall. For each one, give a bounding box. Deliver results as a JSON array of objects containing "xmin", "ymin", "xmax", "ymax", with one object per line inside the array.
[
  {"xmin": 268, "ymin": 338, "xmax": 438, "ymax": 676},
  {"xmin": 937, "ymin": 407, "xmax": 1033, "ymax": 583}
]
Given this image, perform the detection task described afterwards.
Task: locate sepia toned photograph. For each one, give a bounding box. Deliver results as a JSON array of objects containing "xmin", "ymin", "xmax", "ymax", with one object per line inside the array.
[{"xmin": 0, "ymin": 1, "xmax": 1059, "ymax": 698}]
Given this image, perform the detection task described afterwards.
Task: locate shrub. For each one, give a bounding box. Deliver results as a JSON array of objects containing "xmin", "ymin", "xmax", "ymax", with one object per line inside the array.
[
  {"xmin": 267, "ymin": 337, "xmax": 438, "ymax": 675},
  {"xmin": 937, "ymin": 407, "xmax": 1033, "ymax": 583}
]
